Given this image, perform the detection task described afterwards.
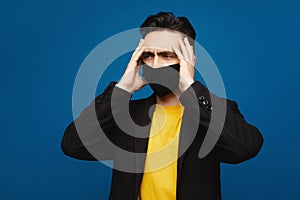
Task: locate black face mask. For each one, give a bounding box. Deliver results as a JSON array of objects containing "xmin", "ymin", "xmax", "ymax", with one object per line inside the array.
[{"xmin": 142, "ymin": 63, "xmax": 180, "ymax": 97}]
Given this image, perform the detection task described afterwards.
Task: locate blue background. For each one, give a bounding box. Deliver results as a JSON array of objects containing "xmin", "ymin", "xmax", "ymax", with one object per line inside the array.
[{"xmin": 2, "ymin": 0, "xmax": 300, "ymax": 199}]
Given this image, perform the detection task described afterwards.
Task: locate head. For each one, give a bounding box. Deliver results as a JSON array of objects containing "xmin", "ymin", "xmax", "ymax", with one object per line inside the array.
[
  {"xmin": 139, "ymin": 12, "xmax": 196, "ymax": 67},
  {"xmin": 138, "ymin": 12, "xmax": 196, "ymax": 97}
]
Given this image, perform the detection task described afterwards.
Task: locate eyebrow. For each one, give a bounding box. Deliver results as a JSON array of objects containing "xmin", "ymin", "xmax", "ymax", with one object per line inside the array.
[
  {"xmin": 157, "ymin": 51, "xmax": 177, "ymax": 57},
  {"xmin": 141, "ymin": 52, "xmax": 154, "ymax": 58},
  {"xmin": 142, "ymin": 51, "xmax": 177, "ymax": 56}
]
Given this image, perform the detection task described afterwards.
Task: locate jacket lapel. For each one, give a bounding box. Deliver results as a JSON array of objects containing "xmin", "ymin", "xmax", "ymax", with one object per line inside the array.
[{"xmin": 131, "ymin": 94, "xmax": 155, "ymax": 197}]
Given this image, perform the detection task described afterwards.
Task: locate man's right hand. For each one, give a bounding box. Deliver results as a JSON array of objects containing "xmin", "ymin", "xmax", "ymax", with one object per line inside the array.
[{"xmin": 116, "ymin": 39, "xmax": 148, "ymax": 93}]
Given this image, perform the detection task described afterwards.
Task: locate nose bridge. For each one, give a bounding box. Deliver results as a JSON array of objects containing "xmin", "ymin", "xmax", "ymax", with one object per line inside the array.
[{"xmin": 153, "ymin": 49, "xmax": 159, "ymax": 67}]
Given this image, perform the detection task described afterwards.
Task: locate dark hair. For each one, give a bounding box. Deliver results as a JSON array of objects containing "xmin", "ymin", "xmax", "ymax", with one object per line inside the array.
[{"xmin": 140, "ymin": 12, "xmax": 196, "ymax": 45}]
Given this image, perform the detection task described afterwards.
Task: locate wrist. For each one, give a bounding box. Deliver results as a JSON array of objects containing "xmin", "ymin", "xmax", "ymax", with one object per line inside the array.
[
  {"xmin": 115, "ymin": 83, "xmax": 134, "ymax": 93},
  {"xmin": 180, "ymin": 79, "xmax": 194, "ymax": 92}
]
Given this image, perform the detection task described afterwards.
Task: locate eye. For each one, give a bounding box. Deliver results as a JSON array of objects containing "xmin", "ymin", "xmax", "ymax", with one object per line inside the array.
[
  {"xmin": 161, "ymin": 53, "xmax": 177, "ymax": 59},
  {"xmin": 141, "ymin": 52, "xmax": 154, "ymax": 60},
  {"xmin": 163, "ymin": 55, "xmax": 173, "ymax": 59},
  {"xmin": 143, "ymin": 55, "xmax": 152, "ymax": 59}
]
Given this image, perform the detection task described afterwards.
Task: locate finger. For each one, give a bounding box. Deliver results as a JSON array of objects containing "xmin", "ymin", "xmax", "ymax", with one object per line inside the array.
[
  {"xmin": 131, "ymin": 39, "xmax": 144, "ymax": 59},
  {"xmin": 130, "ymin": 39, "xmax": 145, "ymax": 64},
  {"xmin": 180, "ymin": 37, "xmax": 193, "ymax": 64},
  {"xmin": 183, "ymin": 37, "xmax": 194, "ymax": 64},
  {"xmin": 131, "ymin": 46, "xmax": 145, "ymax": 65},
  {"xmin": 136, "ymin": 65, "xmax": 148, "ymax": 87},
  {"xmin": 172, "ymin": 46, "xmax": 186, "ymax": 77},
  {"xmin": 126, "ymin": 46, "xmax": 145, "ymax": 72},
  {"xmin": 126, "ymin": 59, "xmax": 144, "ymax": 79},
  {"xmin": 178, "ymin": 38, "xmax": 190, "ymax": 63},
  {"xmin": 172, "ymin": 46, "xmax": 183, "ymax": 61}
]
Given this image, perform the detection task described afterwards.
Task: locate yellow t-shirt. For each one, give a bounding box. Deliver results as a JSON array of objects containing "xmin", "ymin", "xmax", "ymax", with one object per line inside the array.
[{"xmin": 139, "ymin": 104, "xmax": 184, "ymax": 200}]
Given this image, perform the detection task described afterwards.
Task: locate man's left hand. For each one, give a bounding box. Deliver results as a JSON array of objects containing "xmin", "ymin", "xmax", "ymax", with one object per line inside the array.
[{"xmin": 173, "ymin": 37, "xmax": 196, "ymax": 93}]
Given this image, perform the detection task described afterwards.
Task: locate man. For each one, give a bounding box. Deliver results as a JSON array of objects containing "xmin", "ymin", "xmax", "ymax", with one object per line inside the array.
[{"xmin": 61, "ymin": 12, "xmax": 264, "ymax": 200}]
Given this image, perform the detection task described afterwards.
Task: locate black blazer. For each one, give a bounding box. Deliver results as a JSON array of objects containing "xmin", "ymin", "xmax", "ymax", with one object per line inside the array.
[{"xmin": 61, "ymin": 81, "xmax": 263, "ymax": 200}]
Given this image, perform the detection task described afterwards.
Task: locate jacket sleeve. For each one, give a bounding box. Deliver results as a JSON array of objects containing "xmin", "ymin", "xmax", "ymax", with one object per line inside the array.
[
  {"xmin": 61, "ymin": 81, "xmax": 123, "ymax": 161},
  {"xmin": 179, "ymin": 81, "xmax": 264, "ymax": 164}
]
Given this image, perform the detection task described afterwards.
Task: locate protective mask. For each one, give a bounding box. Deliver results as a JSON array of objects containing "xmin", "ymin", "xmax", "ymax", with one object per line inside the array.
[{"xmin": 142, "ymin": 63, "xmax": 180, "ymax": 97}]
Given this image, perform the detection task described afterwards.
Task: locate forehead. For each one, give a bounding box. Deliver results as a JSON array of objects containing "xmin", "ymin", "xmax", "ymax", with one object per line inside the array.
[{"xmin": 143, "ymin": 30, "xmax": 184, "ymax": 52}]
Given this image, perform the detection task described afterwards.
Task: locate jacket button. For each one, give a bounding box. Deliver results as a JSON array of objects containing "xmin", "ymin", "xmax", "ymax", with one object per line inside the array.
[
  {"xmin": 202, "ymin": 100, "xmax": 209, "ymax": 105},
  {"xmin": 199, "ymin": 96, "xmax": 205, "ymax": 100}
]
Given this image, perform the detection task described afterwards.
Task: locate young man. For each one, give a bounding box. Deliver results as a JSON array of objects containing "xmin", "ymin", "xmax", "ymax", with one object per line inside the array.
[{"xmin": 61, "ymin": 12, "xmax": 264, "ymax": 200}]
